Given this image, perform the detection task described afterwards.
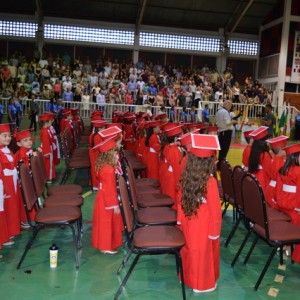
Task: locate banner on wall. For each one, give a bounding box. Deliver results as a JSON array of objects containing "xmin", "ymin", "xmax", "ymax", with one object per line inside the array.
[{"xmin": 291, "ymin": 31, "xmax": 300, "ymax": 82}]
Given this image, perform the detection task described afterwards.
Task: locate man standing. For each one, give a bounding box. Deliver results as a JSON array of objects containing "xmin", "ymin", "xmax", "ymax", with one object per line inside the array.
[
  {"xmin": 261, "ymin": 103, "xmax": 276, "ymax": 137},
  {"xmin": 216, "ymin": 100, "xmax": 236, "ymax": 169}
]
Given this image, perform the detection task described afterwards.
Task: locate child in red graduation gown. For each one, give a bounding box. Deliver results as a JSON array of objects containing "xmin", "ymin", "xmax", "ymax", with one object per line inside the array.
[
  {"xmin": 177, "ymin": 133, "xmax": 222, "ymax": 293},
  {"xmin": 39, "ymin": 115, "xmax": 56, "ymax": 182},
  {"xmin": 0, "ymin": 162, "xmax": 10, "ymax": 250},
  {"xmin": 248, "ymin": 126, "xmax": 272, "ymax": 190},
  {"xmin": 276, "ymin": 143, "xmax": 300, "ymax": 263},
  {"xmin": 60, "ymin": 110, "xmax": 76, "ymax": 151},
  {"xmin": 91, "ymin": 137, "xmax": 123, "ymax": 254},
  {"xmin": 145, "ymin": 121, "xmax": 161, "ymax": 180},
  {"xmin": 0, "ymin": 124, "xmax": 21, "ymax": 245},
  {"xmin": 15, "ymin": 129, "xmax": 41, "ymax": 222},
  {"xmin": 242, "ymin": 130, "xmax": 253, "ymax": 170},
  {"xmin": 88, "ymin": 120, "xmax": 106, "ymax": 191}
]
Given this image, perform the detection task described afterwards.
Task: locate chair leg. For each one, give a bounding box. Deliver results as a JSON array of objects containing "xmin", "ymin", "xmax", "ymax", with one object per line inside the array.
[
  {"xmin": 254, "ymin": 246, "xmax": 277, "ymax": 290},
  {"xmin": 244, "ymin": 235, "xmax": 259, "ymax": 264},
  {"xmin": 60, "ymin": 168, "xmax": 70, "ymax": 184},
  {"xmin": 225, "ymin": 215, "xmax": 243, "ymax": 247},
  {"xmin": 279, "ymin": 246, "xmax": 284, "ymax": 265},
  {"xmin": 222, "ymin": 202, "xmax": 230, "ymax": 217},
  {"xmin": 70, "ymin": 223, "xmax": 79, "ymax": 269},
  {"xmin": 17, "ymin": 226, "xmax": 41, "ymax": 269},
  {"xmin": 231, "ymin": 230, "xmax": 252, "ymax": 267},
  {"xmin": 117, "ymin": 247, "xmax": 133, "ymax": 275},
  {"xmin": 114, "ymin": 253, "xmax": 140, "ymax": 300},
  {"xmin": 176, "ymin": 251, "xmax": 186, "ymax": 300}
]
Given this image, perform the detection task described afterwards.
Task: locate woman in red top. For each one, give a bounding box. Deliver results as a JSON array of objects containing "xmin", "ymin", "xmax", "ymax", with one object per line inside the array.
[
  {"xmin": 145, "ymin": 121, "xmax": 161, "ymax": 180},
  {"xmin": 91, "ymin": 138, "xmax": 123, "ymax": 254},
  {"xmin": 177, "ymin": 134, "xmax": 221, "ymax": 293}
]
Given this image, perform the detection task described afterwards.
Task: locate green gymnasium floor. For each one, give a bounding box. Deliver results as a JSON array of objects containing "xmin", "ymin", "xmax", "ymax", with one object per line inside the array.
[{"xmin": 0, "ymin": 140, "xmax": 300, "ymax": 300}]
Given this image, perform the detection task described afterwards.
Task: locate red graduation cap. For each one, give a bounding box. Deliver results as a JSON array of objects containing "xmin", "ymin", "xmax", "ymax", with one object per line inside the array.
[
  {"xmin": 91, "ymin": 120, "xmax": 106, "ymax": 128},
  {"xmin": 161, "ymin": 122, "xmax": 176, "ymax": 132},
  {"xmin": 106, "ymin": 123, "xmax": 123, "ymax": 130},
  {"xmin": 124, "ymin": 115, "xmax": 136, "ymax": 122},
  {"xmin": 15, "ymin": 129, "xmax": 32, "ymax": 142},
  {"xmin": 62, "ymin": 110, "xmax": 72, "ymax": 118},
  {"xmin": 147, "ymin": 121, "xmax": 162, "ymax": 128},
  {"xmin": 266, "ymin": 135, "xmax": 289, "ymax": 149},
  {"xmin": 177, "ymin": 132, "xmax": 192, "ymax": 146},
  {"xmin": 99, "ymin": 126, "xmax": 122, "ymax": 140},
  {"xmin": 136, "ymin": 119, "xmax": 146, "ymax": 131},
  {"xmin": 39, "ymin": 114, "xmax": 53, "ymax": 121},
  {"xmin": 0, "ymin": 123, "xmax": 12, "ymax": 133},
  {"xmin": 91, "ymin": 136, "xmax": 116, "ymax": 153},
  {"xmin": 165, "ymin": 125, "xmax": 183, "ymax": 137},
  {"xmin": 284, "ymin": 143, "xmax": 300, "ymax": 155},
  {"xmin": 190, "ymin": 134, "xmax": 220, "ymax": 157},
  {"xmin": 249, "ymin": 126, "xmax": 269, "ymax": 140},
  {"xmin": 44, "ymin": 112, "xmax": 56, "ymax": 118},
  {"xmin": 154, "ymin": 113, "xmax": 167, "ymax": 120},
  {"xmin": 207, "ymin": 126, "xmax": 218, "ymax": 133},
  {"xmin": 243, "ymin": 130, "xmax": 254, "ymax": 138}
]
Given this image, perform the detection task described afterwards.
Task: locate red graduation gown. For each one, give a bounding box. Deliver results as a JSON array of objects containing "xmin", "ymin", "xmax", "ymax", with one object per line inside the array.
[
  {"xmin": 0, "ymin": 163, "xmax": 9, "ymax": 248},
  {"xmin": 60, "ymin": 119, "xmax": 76, "ymax": 150},
  {"xmin": 89, "ymin": 133, "xmax": 103, "ymax": 189},
  {"xmin": 146, "ymin": 133, "xmax": 161, "ymax": 180},
  {"xmin": 40, "ymin": 127, "xmax": 56, "ymax": 181},
  {"xmin": 177, "ymin": 176, "xmax": 222, "ymax": 291},
  {"xmin": 242, "ymin": 144, "xmax": 251, "ymax": 169},
  {"xmin": 91, "ymin": 164, "xmax": 123, "ymax": 251},
  {"xmin": 135, "ymin": 136, "xmax": 147, "ymax": 164},
  {"xmin": 123, "ymin": 124, "xmax": 136, "ymax": 152},
  {"xmin": 264, "ymin": 156, "xmax": 284, "ymax": 208},
  {"xmin": 0, "ymin": 146, "xmax": 21, "ymax": 238},
  {"xmin": 276, "ymin": 166, "xmax": 300, "ymax": 263}
]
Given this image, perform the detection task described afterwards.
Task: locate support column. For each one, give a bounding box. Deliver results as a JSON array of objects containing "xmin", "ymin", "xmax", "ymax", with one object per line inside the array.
[
  {"xmin": 35, "ymin": 0, "xmax": 44, "ymax": 60},
  {"xmin": 216, "ymin": 28, "xmax": 227, "ymax": 73},
  {"xmin": 277, "ymin": 0, "xmax": 291, "ymax": 114},
  {"xmin": 133, "ymin": 34, "xmax": 139, "ymax": 64}
]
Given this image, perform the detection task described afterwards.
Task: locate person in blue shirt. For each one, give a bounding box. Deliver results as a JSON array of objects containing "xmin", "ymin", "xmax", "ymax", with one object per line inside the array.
[
  {"xmin": 148, "ymin": 83, "xmax": 158, "ymax": 96},
  {"xmin": 0, "ymin": 101, "xmax": 3, "ymax": 124},
  {"xmin": 48, "ymin": 97, "xmax": 58, "ymax": 114},
  {"xmin": 7, "ymin": 98, "xmax": 17, "ymax": 131},
  {"xmin": 62, "ymin": 87, "xmax": 74, "ymax": 108},
  {"xmin": 14, "ymin": 99, "xmax": 23, "ymax": 128},
  {"xmin": 295, "ymin": 112, "xmax": 300, "ymax": 141},
  {"xmin": 202, "ymin": 104, "xmax": 210, "ymax": 124}
]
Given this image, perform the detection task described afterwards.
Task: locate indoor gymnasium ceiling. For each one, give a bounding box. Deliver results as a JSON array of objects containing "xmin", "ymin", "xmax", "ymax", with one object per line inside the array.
[{"xmin": 0, "ymin": 0, "xmax": 280, "ymax": 35}]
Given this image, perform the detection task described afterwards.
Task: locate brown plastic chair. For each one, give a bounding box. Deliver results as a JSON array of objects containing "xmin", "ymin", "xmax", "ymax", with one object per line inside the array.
[
  {"xmin": 119, "ymin": 174, "xmax": 176, "ymax": 226},
  {"xmin": 17, "ymin": 161, "xmax": 82, "ymax": 269},
  {"xmin": 125, "ymin": 159, "xmax": 173, "ymax": 208},
  {"xmin": 60, "ymin": 129, "xmax": 91, "ymax": 184},
  {"xmin": 225, "ymin": 165, "xmax": 246, "ymax": 247},
  {"xmin": 114, "ymin": 175, "xmax": 186, "ymax": 300},
  {"xmin": 231, "ymin": 173, "xmax": 299, "ymax": 290},
  {"xmin": 220, "ymin": 159, "xmax": 236, "ymax": 217},
  {"xmin": 31, "ymin": 152, "xmax": 83, "ymax": 197}
]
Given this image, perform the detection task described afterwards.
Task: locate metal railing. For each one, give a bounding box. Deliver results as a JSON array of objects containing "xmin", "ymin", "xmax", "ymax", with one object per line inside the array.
[{"xmin": 0, "ymin": 97, "xmax": 298, "ymax": 126}]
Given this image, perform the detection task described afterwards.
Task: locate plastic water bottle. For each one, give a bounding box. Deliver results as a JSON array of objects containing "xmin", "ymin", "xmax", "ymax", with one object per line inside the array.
[{"xmin": 49, "ymin": 244, "xmax": 59, "ymax": 268}]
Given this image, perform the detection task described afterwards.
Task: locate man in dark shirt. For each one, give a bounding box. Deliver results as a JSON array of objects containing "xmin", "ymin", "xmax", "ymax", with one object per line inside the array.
[
  {"xmin": 177, "ymin": 91, "xmax": 186, "ymax": 107},
  {"xmin": 261, "ymin": 103, "xmax": 276, "ymax": 137}
]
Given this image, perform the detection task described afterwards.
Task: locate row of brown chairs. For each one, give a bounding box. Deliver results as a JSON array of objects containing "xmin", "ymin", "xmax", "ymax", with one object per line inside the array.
[
  {"xmin": 60, "ymin": 128, "xmax": 90, "ymax": 185},
  {"xmin": 114, "ymin": 158, "xmax": 186, "ymax": 299},
  {"xmin": 220, "ymin": 159, "xmax": 299, "ymax": 290},
  {"xmin": 16, "ymin": 152, "xmax": 84, "ymax": 270}
]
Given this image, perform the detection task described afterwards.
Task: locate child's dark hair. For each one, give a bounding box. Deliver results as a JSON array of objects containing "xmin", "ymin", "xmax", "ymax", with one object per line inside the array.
[
  {"xmin": 248, "ymin": 140, "xmax": 270, "ymax": 173},
  {"xmin": 145, "ymin": 127, "xmax": 154, "ymax": 147},
  {"xmin": 279, "ymin": 152, "xmax": 300, "ymax": 176}
]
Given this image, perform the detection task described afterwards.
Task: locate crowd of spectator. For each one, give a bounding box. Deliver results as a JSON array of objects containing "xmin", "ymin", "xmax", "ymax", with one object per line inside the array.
[{"xmin": 0, "ymin": 50, "xmax": 274, "ymax": 125}]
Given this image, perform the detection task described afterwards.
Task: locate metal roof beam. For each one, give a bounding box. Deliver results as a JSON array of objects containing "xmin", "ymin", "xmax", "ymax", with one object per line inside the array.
[
  {"xmin": 136, "ymin": 0, "xmax": 148, "ymax": 35},
  {"xmin": 230, "ymin": 0, "xmax": 255, "ymax": 33}
]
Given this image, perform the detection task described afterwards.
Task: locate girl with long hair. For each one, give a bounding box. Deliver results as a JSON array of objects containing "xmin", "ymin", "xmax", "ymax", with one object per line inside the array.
[
  {"xmin": 91, "ymin": 138, "xmax": 123, "ymax": 254},
  {"xmin": 177, "ymin": 134, "xmax": 221, "ymax": 293}
]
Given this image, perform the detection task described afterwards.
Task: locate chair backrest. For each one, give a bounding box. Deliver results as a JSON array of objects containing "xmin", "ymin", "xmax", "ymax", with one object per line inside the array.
[
  {"xmin": 117, "ymin": 175, "xmax": 134, "ymax": 235},
  {"xmin": 17, "ymin": 161, "xmax": 38, "ymax": 213},
  {"xmin": 242, "ymin": 174, "xmax": 268, "ymax": 232},
  {"xmin": 220, "ymin": 159, "xmax": 235, "ymax": 199},
  {"xmin": 30, "ymin": 154, "xmax": 45, "ymax": 197},
  {"xmin": 125, "ymin": 162, "xmax": 138, "ymax": 211},
  {"xmin": 36, "ymin": 151, "xmax": 48, "ymax": 184},
  {"xmin": 232, "ymin": 165, "xmax": 247, "ymax": 209}
]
